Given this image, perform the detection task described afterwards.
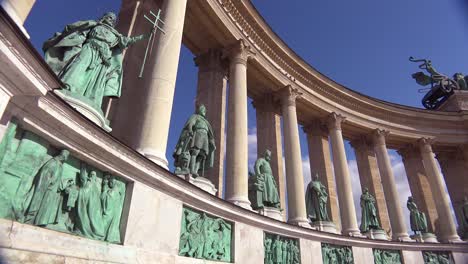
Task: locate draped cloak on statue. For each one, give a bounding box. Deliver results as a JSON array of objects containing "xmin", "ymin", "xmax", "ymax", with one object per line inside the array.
[{"xmin": 360, "ymin": 190, "xmax": 380, "ymax": 232}]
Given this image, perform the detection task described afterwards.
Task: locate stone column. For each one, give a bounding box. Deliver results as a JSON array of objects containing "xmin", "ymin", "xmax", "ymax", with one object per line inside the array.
[
  {"xmin": 303, "ymin": 121, "xmax": 340, "ymax": 229},
  {"xmin": 350, "ymin": 136, "xmax": 391, "ymax": 235},
  {"xmin": 436, "ymin": 150, "xmax": 467, "ymax": 236},
  {"xmin": 194, "ymin": 49, "xmax": 227, "ymax": 198},
  {"xmin": 418, "ymin": 139, "xmax": 461, "ymax": 242},
  {"xmin": 398, "ymin": 145, "xmax": 439, "ymax": 234},
  {"xmin": 223, "ymin": 40, "xmax": 254, "ymax": 209},
  {"xmin": 326, "ymin": 113, "xmax": 361, "ymax": 236},
  {"xmin": 371, "ymin": 130, "xmax": 410, "ymax": 241},
  {"xmin": 132, "ymin": 0, "xmax": 188, "ymax": 168},
  {"xmin": 278, "ymin": 85, "xmax": 309, "ymax": 227},
  {"xmin": 253, "ymin": 94, "xmax": 286, "ymax": 210},
  {"xmin": 1, "ymin": 0, "xmax": 35, "ymax": 37}
]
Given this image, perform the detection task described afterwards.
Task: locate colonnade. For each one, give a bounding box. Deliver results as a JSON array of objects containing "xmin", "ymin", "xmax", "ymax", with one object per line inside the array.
[{"xmin": 7, "ymin": 0, "xmax": 466, "ymax": 243}]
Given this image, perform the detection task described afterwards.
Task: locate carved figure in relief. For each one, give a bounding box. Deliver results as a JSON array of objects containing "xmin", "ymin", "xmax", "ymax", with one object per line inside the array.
[
  {"xmin": 373, "ymin": 249, "xmax": 402, "ymax": 264},
  {"xmin": 406, "ymin": 196, "xmax": 428, "ymax": 234},
  {"xmin": 24, "ymin": 150, "xmax": 72, "ymax": 226},
  {"xmin": 305, "ymin": 174, "xmax": 330, "ymax": 222},
  {"xmin": 359, "ymin": 188, "xmax": 381, "ymax": 232},
  {"xmin": 423, "ymin": 251, "xmax": 453, "ymax": 264},
  {"xmin": 101, "ymin": 174, "xmax": 125, "ymax": 243},
  {"xmin": 173, "ymin": 105, "xmax": 216, "ymax": 177},
  {"xmin": 322, "ymin": 244, "xmax": 353, "ymax": 264},
  {"xmin": 264, "ymin": 234, "xmax": 300, "ymax": 264},
  {"xmin": 43, "ymin": 12, "xmax": 148, "ymax": 109}
]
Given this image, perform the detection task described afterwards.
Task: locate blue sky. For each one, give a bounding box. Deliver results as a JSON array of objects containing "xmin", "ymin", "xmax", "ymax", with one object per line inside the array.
[{"xmin": 24, "ymin": 0, "xmax": 466, "ymax": 231}]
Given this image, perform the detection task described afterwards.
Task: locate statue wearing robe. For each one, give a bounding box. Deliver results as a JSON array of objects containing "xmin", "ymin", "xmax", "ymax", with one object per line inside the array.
[
  {"xmin": 407, "ymin": 196, "xmax": 428, "ymax": 234},
  {"xmin": 43, "ymin": 12, "xmax": 146, "ymax": 110},
  {"xmin": 25, "ymin": 150, "xmax": 71, "ymax": 226},
  {"xmin": 305, "ymin": 174, "xmax": 329, "ymax": 222},
  {"xmin": 101, "ymin": 175, "xmax": 125, "ymax": 243},
  {"xmin": 252, "ymin": 149, "xmax": 280, "ymax": 209},
  {"xmin": 359, "ymin": 188, "xmax": 381, "ymax": 232}
]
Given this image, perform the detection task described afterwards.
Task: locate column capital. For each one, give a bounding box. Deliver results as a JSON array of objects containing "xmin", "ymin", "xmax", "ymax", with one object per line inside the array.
[
  {"xmin": 397, "ymin": 144, "xmax": 419, "ymax": 160},
  {"xmin": 194, "ymin": 49, "xmax": 227, "ymax": 73},
  {"xmin": 252, "ymin": 93, "xmax": 280, "ymax": 113},
  {"xmin": 222, "ymin": 39, "xmax": 255, "ymax": 66},
  {"xmin": 371, "ymin": 129, "xmax": 390, "ymax": 147},
  {"xmin": 277, "ymin": 85, "xmax": 302, "ymax": 107},
  {"xmin": 303, "ymin": 119, "xmax": 328, "ymax": 137},
  {"xmin": 418, "ymin": 137, "xmax": 435, "ymax": 154},
  {"xmin": 349, "ymin": 136, "xmax": 373, "ymax": 153},
  {"xmin": 326, "ymin": 112, "xmax": 346, "ymax": 131}
]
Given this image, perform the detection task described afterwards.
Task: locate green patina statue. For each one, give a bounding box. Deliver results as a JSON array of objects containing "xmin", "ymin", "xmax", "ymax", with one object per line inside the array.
[
  {"xmin": 321, "ymin": 243, "xmax": 353, "ymax": 264},
  {"xmin": 305, "ymin": 174, "xmax": 329, "ymax": 222},
  {"xmin": 373, "ymin": 249, "xmax": 402, "ymax": 264},
  {"xmin": 264, "ymin": 233, "xmax": 300, "ymax": 264},
  {"xmin": 43, "ymin": 12, "xmax": 148, "ymax": 111},
  {"xmin": 0, "ymin": 120, "xmax": 126, "ymax": 243},
  {"xmin": 406, "ymin": 196, "xmax": 428, "ymax": 235},
  {"xmin": 179, "ymin": 207, "xmax": 231, "ymax": 262},
  {"xmin": 173, "ymin": 105, "xmax": 216, "ymax": 177},
  {"xmin": 248, "ymin": 149, "xmax": 281, "ymax": 210},
  {"xmin": 360, "ymin": 188, "xmax": 381, "ymax": 233},
  {"xmin": 459, "ymin": 196, "xmax": 468, "ymax": 238},
  {"xmin": 423, "ymin": 251, "xmax": 454, "ymax": 264}
]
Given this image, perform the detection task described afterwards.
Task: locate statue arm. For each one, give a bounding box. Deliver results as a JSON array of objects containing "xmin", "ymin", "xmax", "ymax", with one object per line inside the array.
[{"xmin": 254, "ymin": 159, "xmax": 263, "ymax": 176}]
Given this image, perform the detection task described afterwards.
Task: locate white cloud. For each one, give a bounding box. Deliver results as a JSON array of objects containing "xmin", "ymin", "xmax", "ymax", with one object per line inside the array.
[{"xmin": 248, "ymin": 127, "xmax": 257, "ymax": 171}]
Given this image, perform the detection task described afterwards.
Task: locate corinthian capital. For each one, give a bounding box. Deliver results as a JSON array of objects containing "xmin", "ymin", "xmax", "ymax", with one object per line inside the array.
[
  {"xmin": 326, "ymin": 112, "xmax": 346, "ymax": 131},
  {"xmin": 418, "ymin": 137, "xmax": 435, "ymax": 154},
  {"xmin": 277, "ymin": 85, "xmax": 302, "ymax": 107},
  {"xmin": 372, "ymin": 129, "xmax": 390, "ymax": 147},
  {"xmin": 222, "ymin": 39, "xmax": 255, "ymax": 65}
]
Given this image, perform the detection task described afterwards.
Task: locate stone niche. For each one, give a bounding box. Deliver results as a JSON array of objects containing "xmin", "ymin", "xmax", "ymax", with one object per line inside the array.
[
  {"xmin": 0, "ymin": 118, "xmax": 128, "ymax": 243},
  {"xmin": 321, "ymin": 243, "xmax": 353, "ymax": 264},
  {"xmin": 423, "ymin": 251, "xmax": 454, "ymax": 264},
  {"xmin": 264, "ymin": 232, "xmax": 301, "ymax": 264},
  {"xmin": 373, "ymin": 248, "xmax": 402, "ymax": 264},
  {"xmin": 178, "ymin": 206, "xmax": 233, "ymax": 262}
]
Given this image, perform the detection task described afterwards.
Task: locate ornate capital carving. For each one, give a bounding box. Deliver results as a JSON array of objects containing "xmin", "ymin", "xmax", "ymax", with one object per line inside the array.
[
  {"xmin": 194, "ymin": 49, "xmax": 227, "ymax": 74},
  {"xmin": 371, "ymin": 129, "xmax": 390, "ymax": 147},
  {"xmin": 326, "ymin": 112, "xmax": 346, "ymax": 131},
  {"xmin": 303, "ymin": 119, "xmax": 328, "ymax": 137},
  {"xmin": 222, "ymin": 39, "xmax": 255, "ymax": 66},
  {"xmin": 418, "ymin": 138, "xmax": 435, "ymax": 154},
  {"xmin": 397, "ymin": 144, "xmax": 417, "ymax": 160},
  {"xmin": 252, "ymin": 93, "xmax": 280, "ymax": 113},
  {"xmin": 349, "ymin": 136, "xmax": 372, "ymax": 153},
  {"xmin": 277, "ymin": 85, "xmax": 302, "ymax": 107}
]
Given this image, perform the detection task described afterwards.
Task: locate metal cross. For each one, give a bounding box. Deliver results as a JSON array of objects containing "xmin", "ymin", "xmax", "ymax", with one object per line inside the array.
[{"xmin": 139, "ymin": 9, "xmax": 166, "ymax": 78}]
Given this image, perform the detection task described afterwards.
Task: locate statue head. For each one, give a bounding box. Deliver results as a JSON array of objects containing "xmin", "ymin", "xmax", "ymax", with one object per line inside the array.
[
  {"xmin": 313, "ymin": 173, "xmax": 320, "ymax": 181},
  {"xmin": 464, "ymin": 196, "xmax": 468, "ymax": 204},
  {"xmin": 264, "ymin": 149, "xmax": 272, "ymax": 161},
  {"xmin": 108, "ymin": 175, "xmax": 115, "ymax": 188},
  {"xmin": 58, "ymin": 149, "xmax": 70, "ymax": 161},
  {"xmin": 363, "ymin": 187, "xmax": 369, "ymax": 194},
  {"xmin": 100, "ymin": 12, "xmax": 117, "ymax": 27},
  {"xmin": 408, "ymin": 196, "xmax": 414, "ymax": 202},
  {"xmin": 89, "ymin": 170, "xmax": 97, "ymax": 180},
  {"xmin": 454, "ymin": 73, "xmax": 465, "ymax": 80},
  {"xmin": 196, "ymin": 104, "xmax": 207, "ymax": 117}
]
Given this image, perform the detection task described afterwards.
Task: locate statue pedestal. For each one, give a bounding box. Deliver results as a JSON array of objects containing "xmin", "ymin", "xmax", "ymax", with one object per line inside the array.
[
  {"xmin": 311, "ymin": 221, "xmax": 338, "ymax": 234},
  {"xmin": 179, "ymin": 174, "xmax": 217, "ymax": 195},
  {"xmin": 258, "ymin": 207, "xmax": 283, "ymax": 221},
  {"xmin": 55, "ymin": 90, "xmax": 112, "ymax": 132},
  {"xmin": 410, "ymin": 232, "xmax": 438, "ymax": 243},
  {"xmin": 363, "ymin": 229, "xmax": 388, "ymax": 240},
  {"xmin": 437, "ymin": 90, "xmax": 468, "ymax": 111}
]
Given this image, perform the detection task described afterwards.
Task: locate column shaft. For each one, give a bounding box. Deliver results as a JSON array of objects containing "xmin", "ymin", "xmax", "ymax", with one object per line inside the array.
[
  {"xmin": 372, "ymin": 130, "xmax": 410, "ymax": 241},
  {"xmin": 254, "ymin": 95, "xmax": 286, "ymax": 211},
  {"xmin": 279, "ymin": 86, "xmax": 309, "ymax": 227},
  {"xmin": 304, "ymin": 121, "xmax": 340, "ymax": 230},
  {"xmin": 327, "ymin": 113, "xmax": 360, "ymax": 236},
  {"xmin": 133, "ymin": 0, "xmax": 188, "ymax": 167},
  {"xmin": 224, "ymin": 40, "xmax": 253, "ymax": 209},
  {"xmin": 419, "ymin": 139, "xmax": 461, "ymax": 242},
  {"xmin": 399, "ymin": 146, "xmax": 439, "ymax": 234},
  {"xmin": 351, "ymin": 137, "xmax": 391, "ymax": 235},
  {"xmin": 195, "ymin": 49, "xmax": 227, "ymax": 198}
]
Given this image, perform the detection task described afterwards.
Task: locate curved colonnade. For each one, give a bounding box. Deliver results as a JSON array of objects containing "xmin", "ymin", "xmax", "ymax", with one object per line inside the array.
[{"xmin": 0, "ymin": 0, "xmax": 467, "ymax": 263}]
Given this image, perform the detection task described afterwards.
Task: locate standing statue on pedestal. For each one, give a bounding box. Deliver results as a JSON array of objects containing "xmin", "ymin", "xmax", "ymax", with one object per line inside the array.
[
  {"xmin": 305, "ymin": 173, "xmax": 329, "ymax": 222},
  {"xmin": 173, "ymin": 105, "xmax": 216, "ymax": 177},
  {"xmin": 359, "ymin": 188, "xmax": 381, "ymax": 232},
  {"xmin": 406, "ymin": 196, "xmax": 428, "ymax": 234},
  {"xmin": 42, "ymin": 12, "xmax": 149, "ymax": 114},
  {"xmin": 248, "ymin": 150, "xmax": 281, "ymax": 210}
]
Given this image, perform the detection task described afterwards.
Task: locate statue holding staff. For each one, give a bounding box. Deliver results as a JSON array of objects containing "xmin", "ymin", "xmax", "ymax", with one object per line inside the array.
[
  {"xmin": 359, "ymin": 188, "xmax": 381, "ymax": 232},
  {"xmin": 305, "ymin": 173, "xmax": 330, "ymax": 222}
]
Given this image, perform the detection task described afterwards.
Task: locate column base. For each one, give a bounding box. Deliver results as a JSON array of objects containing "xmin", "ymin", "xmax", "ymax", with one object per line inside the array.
[
  {"xmin": 227, "ymin": 197, "xmax": 252, "ymax": 210},
  {"xmin": 258, "ymin": 207, "xmax": 283, "ymax": 221},
  {"xmin": 363, "ymin": 229, "xmax": 389, "ymax": 241},
  {"xmin": 342, "ymin": 228, "xmax": 365, "ymax": 238},
  {"xmin": 439, "ymin": 234, "xmax": 463, "ymax": 244},
  {"xmin": 311, "ymin": 221, "xmax": 338, "ymax": 234},
  {"xmin": 392, "ymin": 233, "xmax": 413, "ymax": 242},
  {"xmin": 288, "ymin": 217, "xmax": 312, "ymax": 228},
  {"xmin": 136, "ymin": 147, "xmax": 169, "ymax": 169}
]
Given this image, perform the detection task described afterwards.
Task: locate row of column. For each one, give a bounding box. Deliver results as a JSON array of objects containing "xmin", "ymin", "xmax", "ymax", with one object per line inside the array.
[{"xmin": 108, "ymin": 0, "xmax": 462, "ymax": 242}]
